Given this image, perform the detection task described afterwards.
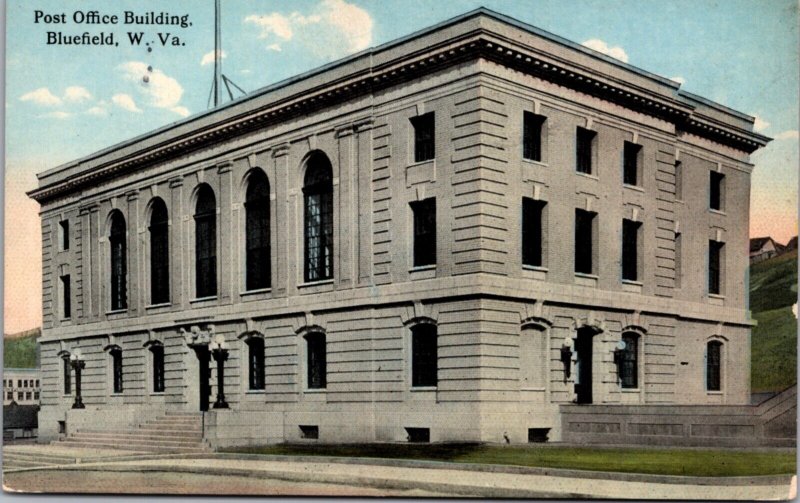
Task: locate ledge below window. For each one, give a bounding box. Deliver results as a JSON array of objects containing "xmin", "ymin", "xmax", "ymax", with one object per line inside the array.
[
  {"xmin": 105, "ymin": 309, "xmax": 128, "ymax": 317},
  {"xmin": 298, "ymin": 279, "xmax": 334, "ymax": 290},
  {"xmin": 623, "ymin": 183, "xmax": 645, "ymax": 193},
  {"xmin": 621, "ymin": 279, "xmax": 643, "ymax": 293},
  {"xmin": 146, "ymin": 302, "xmax": 171, "ymax": 310},
  {"xmin": 575, "ymin": 171, "xmax": 599, "ymax": 181},
  {"xmin": 522, "ymin": 158, "xmax": 548, "ymax": 168},
  {"xmin": 410, "ymin": 386, "xmax": 437, "ymax": 392},
  {"xmin": 240, "ymin": 288, "xmax": 272, "ymax": 299},
  {"xmin": 707, "ymin": 294, "xmax": 725, "ymax": 306},
  {"xmin": 190, "ymin": 296, "xmax": 218, "ymax": 305},
  {"xmin": 708, "ymin": 208, "xmax": 726, "ymax": 216},
  {"xmin": 304, "ymin": 388, "xmax": 327, "ymax": 393},
  {"xmin": 522, "ymin": 265, "xmax": 548, "ymax": 281},
  {"xmin": 245, "ymin": 389, "xmax": 266, "ymax": 395},
  {"xmin": 409, "ymin": 265, "xmax": 436, "ymax": 279},
  {"xmin": 574, "ymin": 273, "xmax": 598, "ymax": 287}
]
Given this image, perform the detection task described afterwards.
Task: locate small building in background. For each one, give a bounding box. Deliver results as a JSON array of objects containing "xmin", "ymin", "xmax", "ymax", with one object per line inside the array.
[
  {"xmin": 3, "ymin": 403, "xmax": 39, "ymax": 441},
  {"xmin": 750, "ymin": 237, "xmax": 783, "ymax": 263},
  {"xmin": 3, "ymin": 368, "xmax": 41, "ymax": 406},
  {"xmin": 785, "ymin": 236, "xmax": 797, "ymax": 251}
]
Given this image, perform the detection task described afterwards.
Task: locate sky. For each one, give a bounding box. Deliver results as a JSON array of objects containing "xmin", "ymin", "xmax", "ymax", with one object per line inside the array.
[{"xmin": 5, "ymin": 0, "xmax": 799, "ymax": 333}]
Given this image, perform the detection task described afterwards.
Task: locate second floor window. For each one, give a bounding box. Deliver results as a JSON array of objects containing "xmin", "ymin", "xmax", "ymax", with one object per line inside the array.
[
  {"xmin": 60, "ymin": 274, "xmax": 71, "ymax": 319},
  {"xmin": 246, "ymin": 170, "xmax": 271, "ymax": 291},
  {"xmin": 576, "ymin": 127, "xmax": 596, "ymax": 174},
  {"xmin": 195, "ymin": 184, "xmax": 217, "ymax": 298},
  {"xmin": 523, "ymin": 112, "xmax": 546, "ymax": 162},
  {"xmin": 305, "ymin": 333, "xmax": 327, "ymax": 389},
  {"xmin": 575, "ymin": 209, "xmax": 596, "ymax": 274},
  {"xmin": 62, "ymin": 356, "xmax": 71, "ymax": 394},
  {"xmin": 706, "ymin": 341, "xmax": 722, "ymax": 391},
  {"xmin": 149, "ymin": 198, "xmax": 170, "ymax": 305},
  {"xmin": 522, "ymin": 198, "xmax": 546, "ymax": 267},
  {"xmin": 710, "ymin": 171, "xmax": 725, "ymax": 211},
  {"xmin": 619, "ymin": 333, "xmax": 639, "ymax": 388},
  {"xmin": 304, "ymin": 153, "xmax": 334, "ymax": 282},
  {"xmin": 109, "ymin": 211, "xmax": 128, "ymax": 311},
  {"xmin": 411, "ymin": 198, "xmax": 436, "ymax": 267},
  {"xmin": 411, "ymin": 112, "xmax": 435, "ymax": 162},
  {"xmin": 111, "ymin": 348, "xmax": 123, "ymax": 394},
  {"xmin": 247, "ymin": 337, "xmax": 265, "ymax": 391},
  {"xmin": 623, "ymin": 141, "xmax": 642, "ymax": 186},
  {"xmin": 622, "ymin": 219, "xmax": 641, "ymax": 281},
  {"xmin": 59, "ymin": 220, "xmax": 70, "ymax": 251},
  {"xmin": 411, "ymin": 324, "xmax": 438, "ymax": 387},
  {"xmin": 709, "ymin": 240, "xmax": 724, "ymax": 295},
  {"xmin": 150, "ymin": 344, "xmax": 165, "ymax": 393}
]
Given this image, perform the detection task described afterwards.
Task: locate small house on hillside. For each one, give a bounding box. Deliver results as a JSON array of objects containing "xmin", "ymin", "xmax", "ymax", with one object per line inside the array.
[
  {"xmin": 786, "ymin": 236, "xmax": 798, "ymax": 251},
  {"xmin": 750, "ymin": 237, "xmax": 783, "ymax": 263},
  {"xmin": 3, "ymin": 403, "xmax": 38, "ymax": 441}
]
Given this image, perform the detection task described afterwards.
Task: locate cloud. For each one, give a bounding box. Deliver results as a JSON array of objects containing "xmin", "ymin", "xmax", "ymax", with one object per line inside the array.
[
  {"xmin": 20, "ymin": 87, "xmax": 62, "ymax": 106},
  {"xmin": 170, "ymin": 106, "xmax": 190, "ymax": 117},
  {"xmin": 244, "ymin": 0, "xmax": 373, "ymax": 59},
  {"xmin": 118, "ymin": 61, "xmax": 185, "ymax": 114},
  {"xmin": 201, "ymin": 49, "xmax": 227, "ymax": 66},
  {"xmin": 753, "ymin": 115, "xmax": 770, "ymax": 132},
  {"xmin": 670, "ymin": 76, "xmax": 686, "ymax": 85},
  {"xmin": 581, "ymin": 39, "xmax": 629, "ymax": 63},
  {"xmin": 774, "ymin": 130, "xmax": 799, "ymax": 140},
  {"xmin": 86, "ymin": 105, "xmax": 108, "ymax": 116},
  {"xmin": 112, "ymin": 93, "xmax": 142, "ymax": 113},
  {"xmin": 39, "ymin": 111, "xmax": 71, "ymax": 119},
  {"xmin": 63, "ymin": 86, "xmax": 92, "ymax": 103}
]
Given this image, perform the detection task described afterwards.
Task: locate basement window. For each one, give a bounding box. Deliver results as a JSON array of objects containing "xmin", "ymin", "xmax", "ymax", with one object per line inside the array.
[
  {"xmin": 528, "ymin": 428, "xmax": 550, "ymax": 443},
  {"xmin": 299, "ymin": 425, "xmax": 319, "ymax": 440},
  {"xmin": 405, "ymin": 427, "xmax": 430, "ymax": 443}
]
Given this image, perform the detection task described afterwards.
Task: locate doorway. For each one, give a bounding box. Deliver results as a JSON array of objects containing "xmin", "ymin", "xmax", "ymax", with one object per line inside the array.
[
  {"xmin": 193, "ymin": 346, "xmax": 211, "ymax": 412},
  {"xmin": 574, "ymin": 327, "xmax": 594, "ymax": 404}
]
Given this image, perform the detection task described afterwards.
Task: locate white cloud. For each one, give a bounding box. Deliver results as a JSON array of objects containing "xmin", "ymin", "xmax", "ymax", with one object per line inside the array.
[
  {"xmin": 582, "ymin": 39, "xmax": 629, "ymax": 63},
  {"xmin": 39, "ymin": 111, "xmax": 71, "ymax": 119},
  {"xmin": 753, "ymin": 115, "xmax": 770, "ymax": 132},
  {"xmin": 775, "ymin": 130, "xmax": 799, "ymax": 140},
  {"xmin": 240, "ymin": 69, "xmax": 253, "ymax": 75},
  {"xmin": 201, "ymin": 50, "xmax": 227, "ymax": 66},
  {"xmin": 670, "ymin": 76, "xmax": 686, "ymax": 85},
  {"xmin": 112, "ymin": 93, "xmax": 142, "ymax": 113},
  {"xmin": 118, "ymin": 61, "xmax": 185, "ymax": 111},
  {"xmin": 85, "ymin": 105, "xmax": 108, "ymax": 116},
  {"xmin": 170, "ymin": 106, "xmax": 190, "ymax": 117},
  {"xmin": 63, "ymin": 86, "xmax": 92, "ymax": 103},
  {"xmin": 244, "ymin": 0, "xmax": 373, "ymax": 58},
  {"xmin": 20, "ymin": 87, "xmax": 62, "ymax": 107}
]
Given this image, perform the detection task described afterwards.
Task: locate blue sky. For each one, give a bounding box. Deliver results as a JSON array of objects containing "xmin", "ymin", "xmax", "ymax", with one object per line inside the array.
[{"xmin": 4, "ymin": 0, "xmax": 799, "ymax": 332}]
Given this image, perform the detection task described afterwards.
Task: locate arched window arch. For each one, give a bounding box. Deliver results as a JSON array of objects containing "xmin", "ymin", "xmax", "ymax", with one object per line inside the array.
[
  {"xmin": 619, "ymin": 332, "xmax": 639, "ymax": 389},
  {"xmin": 304, "ymin": 332, "xmax": 327, "ymax": 389},
  {"xmin": 303, "ymin": 153, "xmax": 333, "ymax": 282},
  {"xmin": 706, "ymin": 340, "xmax": 723, "ymax": 391},
  {"xmin": 245, "ymin": 170, "xmax": 271, "ymax": 290},
  {"xmin": 109, "ymin": 210, "xmax": 128, "ymax": 311},
  {"xmin": 410, "ymin": 323, "xmax": 438, "ymax": 388},
  {"xmin": 194, "ymin": 184, "xmax": 217, "ymax": 298},
  {"xmin": 245, "ymin": 336, "xmax": 265, "ymax": 390},
  {"xmin": 149, "ymin": 198, "xmax": 170, "ymax": 305}
]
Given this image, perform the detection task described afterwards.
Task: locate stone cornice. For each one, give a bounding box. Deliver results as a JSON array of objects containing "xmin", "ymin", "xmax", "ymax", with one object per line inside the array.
[{"xmin": 28, "ymin": 23, "xmax": 769, "ymax": 204}]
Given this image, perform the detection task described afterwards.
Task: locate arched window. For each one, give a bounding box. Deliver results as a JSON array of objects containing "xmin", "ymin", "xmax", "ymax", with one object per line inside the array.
[
  {"xmin": 706, "ymin": 341, "xmax": 722, "ymax": 391},
  {"xmin": 245, "ymin": 170, "xmax": 271, "ymax": 290},
  {"xmin": 520, "ymin": 325, "xmax": 547, "ymax": 388},
  {"xmin": 194, "ymin": 185, "xmax": 217, "ymax": 298},
  {"xmin": 411, "ymin": 324, "xmax": 438, "ymax": 388},
  {"xmin": 62, "ymin": 354, "xmax": 71, "ymax": 394},
  {"xmin": 247, "ymin": 337, "xmax": 265, "ymax": 390},
  {"xmin": 110, "ymin": 347, "xmax": 124, "ymax": 393},
  {"xmin": 150, "ymin": 344, "xmax": 165, "ymax": 393},
  {"xmin": 149, "ymin": 198, "xmax": 170, "ymax": 305},
  {"xmin": 305, "ymin": 332, "xmax": 327, "ymax": 389},
  {"xmin": 619, "ymin": 333, "xmax": 639, "ymax": 389},
  {"xmin": 109, "ymin": 211, "xmax": 127, "ymax": 311},
  {"xmin": 303, "ymin": 153, "xmax": 333, "ymax": 282}
]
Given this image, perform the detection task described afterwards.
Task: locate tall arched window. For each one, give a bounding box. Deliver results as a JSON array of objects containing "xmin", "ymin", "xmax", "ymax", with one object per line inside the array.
[
  {"xmin": 109, "ymin": 211, "xmax": 128, "ymax": 311},
  {"xmin": 619, "ymin": 333, "xmax": 639, "ymax": 389},
  {"xmin": 305, "ymin": 332, "xmax": 327, "ymax": 389},
  {"xmin": 110, "ymin": 347, "xmax": 124, "ymax": 394},
  {"xmin": 194, "ymin": 185, "xmax": 217, "ymax": 298},
  {"xmin": 247, "ymin": 337, "xmax": 265, "ymax": 390},
  {"xmin": 706, "ymin": 341, "xmax": 722, "ymax": 391},
  {"xmin": 303, "ymin": 153, "xmax": 334, "ymax": 282},
  {"xmin": 411, "ymin": 324, "xmax": 438, "ymax": 388},
  {"xmin": 150, "ymin": 343, "xmax": 165, "ymax": 393},
  {"xmin": 245, "ymin": 170, "xmax": 271, "ymax": 290},
  {"xmin": 149, "ymin": 198, "xmax": 170, "ymax": 305}
]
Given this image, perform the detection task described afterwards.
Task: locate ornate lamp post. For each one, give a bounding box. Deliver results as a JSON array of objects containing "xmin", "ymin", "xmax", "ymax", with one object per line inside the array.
[
  {"xmin": 70, "ymin": 353, "xmax": 85, "ymax": 409},
  {"xmin": 210, "ymin": 339, "xmax": 229, "ymax": 409}
]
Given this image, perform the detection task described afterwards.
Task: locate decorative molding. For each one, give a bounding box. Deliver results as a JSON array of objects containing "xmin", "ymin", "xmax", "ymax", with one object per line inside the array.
[
  {"xmin": 400, "ymin": 301, "xmax": 439, "ymax": 326},
  {"xmin": 271, "ymin": 143, "xmax": 291, "ymax": 158}
]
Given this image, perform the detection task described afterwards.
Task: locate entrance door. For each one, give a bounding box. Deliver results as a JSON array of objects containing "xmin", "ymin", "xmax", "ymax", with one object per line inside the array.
[
  {"xmin": 193, "ymin": 346, "xmax": 211, "ymax": 412},
  {"xmin": 574, "ymin": 328, "xmax": 593, "ymax": 404}
]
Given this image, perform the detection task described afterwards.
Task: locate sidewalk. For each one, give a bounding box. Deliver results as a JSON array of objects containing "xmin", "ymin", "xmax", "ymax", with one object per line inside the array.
[{"xmin": 5, "ymin": 451, "xmax": 796, "ymax": 500}]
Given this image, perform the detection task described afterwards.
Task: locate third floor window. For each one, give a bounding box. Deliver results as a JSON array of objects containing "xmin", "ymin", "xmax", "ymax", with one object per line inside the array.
[{"xmin": 411, "ymin": 112, "xmax": 435, "ymax": 163}]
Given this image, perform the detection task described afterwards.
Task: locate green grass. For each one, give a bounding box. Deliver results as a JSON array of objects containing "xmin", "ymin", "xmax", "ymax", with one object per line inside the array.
[
  {"xmin": 222, "ymin": 443, "xmax": 796, "ymax": 477},
  {"xmin": 749, "ymin": 250, "xmax": 798, "ymax": 392},
  {"xmin": 3, "ymin": 328, "xmax": 40, "ymax": 368}
]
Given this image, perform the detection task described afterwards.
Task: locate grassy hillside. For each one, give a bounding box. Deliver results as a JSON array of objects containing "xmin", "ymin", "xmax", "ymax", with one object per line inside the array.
[
  {"xmin": 3, "ymin": 328, "xmax": 40, "ymax": 368},
  {"xmin": 750, "ymin": 249, "xmax": 797, "ymax": 392}
]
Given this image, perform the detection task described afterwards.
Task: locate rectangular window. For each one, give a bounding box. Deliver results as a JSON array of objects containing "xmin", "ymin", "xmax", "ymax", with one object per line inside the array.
[
  {"xmin": 6, "ymin": 392, "xmax": 11, "ymax": 400},
  {"xmin": 575, "ymin": 209, "xmax": 596, "ymax": 274},
  {"xmin": 34, "ymin": 391, "xmax": 39, "ymax": 400},
  {"xmin": 248, "ymin": 338, "xmax": 266, "ymax": 391},
  {"xmin": 522, "ymin": 198, "xmax": 545, "ymax": 267},
  {"xmin": 411, "ymin": 198, "xmax": 436, "ymax": 267},
  {"xmin": 622, "ymin": 220, "xmax": 641, "ymax": 281},
  {"xmin": 111, "ymin": 349, "xmax": 124, "ymax": 394},
  {"xmin": 620, "ymin": 334, "xmax": 639, "ymax": 388},
  {"xmin": 411, "ymin": 112, "xmax": 435, "ymax": 163},
  {"xmin": 60, "ymin": 274, "xmax": 71, "ymax": 319},
  {"xmin": 710, "ymin": 171, "xmax": 725, "ymax": 211},
  {"xmin": 35, "ymin": 379, "xmax": 39, "ymax": 387},
  {"xmin": 59, "ymin": 220, "xmax": 70, "ymax": 251},
  {"xmin": 623, "ymin": 142, "xmax": 642, "ymax": 186},
  {"xmin": 151, "ymin": 345, "xmax": 165, "ymax": 393},
  {"xmin": 306, "ymin": 333, "xmax": 327, "ymax": 389},
  {"xmin": 523, "ymin": 112, "xmax": 546, "ymax": 162},
  {"xmin": 707, "ymin": 341, "xmax": 722, "ymax": 391},
  {"xmin": 675, "ymin": 232, "xmax": 682, "ymax": 288},
  {"xmin": 63, "ymin": 357, "xmax": 71, "ymax": 394},
  {"xmin": 25, "ymin": 392, "xmax": 31, "ymax": 400},
  {"xmin": 709, "ymin": 240, "xmax": 724, "ymax": 295},
  {"xmin": 576, "ymin": 127, "xmax": 596, "ymax": 174},
  {"xmin": 17, "ymin": 379, "xmax": 21, "ymax": 387},
  {"xmin": 674, "ymin": 161, "xmax": 683, "ymax": 200},
  {"xmin": 411, "ymin": 325, "xmax": 438, "ymax": 388}
]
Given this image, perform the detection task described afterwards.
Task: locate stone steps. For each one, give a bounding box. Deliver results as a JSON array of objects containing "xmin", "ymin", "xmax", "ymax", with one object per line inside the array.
[
  {"xmin": 79, "ymin": 428, "xmax": 202, "ymax": 439},
  {"xmin": 68, "ymin": 432, "xmax": 203, "ymax": 445},
  {"xmin": 55, "ymin": 439, "xmax": 207, "ymax": 454},
  {"xmin": 3, "ymin": 452, "xmax": 77, "ymax": 471}
]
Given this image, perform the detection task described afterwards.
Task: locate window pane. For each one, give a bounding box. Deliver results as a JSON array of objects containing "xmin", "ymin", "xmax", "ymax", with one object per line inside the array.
[
  {"xmin": 246, "ymin": 172, "xmax": 271, "ymax": 290},
  {"xmin": 575, "ymin": 210, "xmax": 594, "ymax": 274},
  {"xmin": 522, "ymin": 199, "xmax": 545, "ymax": 267},
  {"xmin": 248, "ymin": 338, "xmax": 265, "ymax": 390},
  {"xmin": 709, "ymin": 240, "xmax": 723, "ymax": 295},
  {"xmin": 576, "ymin": 127, "xmax": 595, "ymax": 174},
  {"xmin": 710, "ymin": 171, "xmax": 724, "ymax": 210},
  {"xmin": 523, "ymin": 112, "xmax": 544, "ymax": 162},
  {"xmin": 304, "ymin": 156, "xmax": 333, "ymax": 282},
  {"xmin": 412, "ymin": 198, "xmax": 436, "ymax": 267},
  {"xmin": 110, "ymin": 212, "xmax": 127, "ymax": 310},
  {"xmin": 622, "ymin": 220, "xmax": 640, "ymax": 281},
  {"xmin": 412, "ymin": 113, "xmax": 435, "ymax": 162},
  {"xmin": 707, "ymin": 341, "xmax": 722, "ymax": 391},
  {"xmin": 194, "ymin": 186, "xmax": 217, "ymax": 298},
  {"xmin": 149, "ymin": 199, "xmax": 170, "ymax": 305},
  {"xmin": 623, "ymin": 142, "xmax": 640, "ymax": 186},
  {"xmin": 306, "ymin": 333, "xmax": 327, "ymax": 389},
  {"xmin": 620, "ymin": 334, "xmax": 638, "ymax": 388},
  {"xmin": 61, "ymin": 275, "xmax": 71, "ymax": 319},
  {"xmin": 152, "ymin": 346, "xmax": 165, "ymax": 393},
  {"xmin": 411, "ymin": 325, "xmax": 438, "ymax": 387}
]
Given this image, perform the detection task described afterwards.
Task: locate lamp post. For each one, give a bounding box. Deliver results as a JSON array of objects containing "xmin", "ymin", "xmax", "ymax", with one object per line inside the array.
[
  {"xmin": 210, "ymin": 339, "xmax": 229, "ymax": 409},
  {"xmin": 70, "ymin": 354, "xmax": 85, "ymax": 409}
]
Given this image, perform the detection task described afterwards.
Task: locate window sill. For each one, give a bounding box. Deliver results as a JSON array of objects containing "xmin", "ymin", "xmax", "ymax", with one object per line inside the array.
[
  {"xmin": 574, "ymin": 273, "xmax": 598, "ymax": 287},
  {"xmin": 304, "ymin": 388, "xmax": 327, "ymax": 393},
  {"xmin": 149, "ymin": 391, "xmax": 166, "ymax": 396},
  {"xmin": 245, "ymin": 389, "xmax": 266, "ymax": 394},
  {"xmin": 299, "ymin": 279, "xmax": 334, "ymax": 288},
  {"xmin": 410, "ymin": 264, "xmax": 436, "ymax": 272},
  {"xmin": 708, "ymin": 208, "xmax": 726, "ymax": 216},
  {"xmin": 707, "ymin": 293, "xmax": 726, "ymax": 299},
  {"xmin": 410, "ymin": 386, "xmax": 437, "ymax": 392},
  {"xmin": 520, "ymin": 387, "xmax": 546, "ymax": 392},
  {"xmin": 621, "ymin": 280, "xmax": 643, "ymax": 293},
  {"xmin": 190, "ymin": 296, "xmax": 218, "ymax": 304},
  {"xmin": 621, "ymin": 279, "xmax": 643, "ymax": 286},
  {"xmin": 522, "ymin": 158, "xmax": 548, "ymax": 168},
  {"xmin": 522, "ymin": 265, "xmax": 548, "ymax": 272},
  {"xmin": 105, "ymin": 309, "xmax": 128, "ymax": 316},
  {"xmin": 407, "ymin": 158, "xmax": 435, "ymax": 169},
  {"xmin": 623, "ymin": 183, "xmax": 644, "ymax": 193},
  {"xmin": 706, "ymin": 391, "xmax": 723, "ymax": 395},
  {"xmin": 620, "ymin": 388, "xmax": 641, "ymax": 393},
  {"xmin": 575, "ymin": 171, "xmax": 599, "ymax": 181},
  {"xmin": 109, "ymin": 392, "xmax": 124, "ymax": 397},
  {"xmin": 146, "ymin": 303, "xmax": 171, "ymax": 310},
  {"xmin": 241, "ymin": 288, "xmax": 272, "ymax": 297}
]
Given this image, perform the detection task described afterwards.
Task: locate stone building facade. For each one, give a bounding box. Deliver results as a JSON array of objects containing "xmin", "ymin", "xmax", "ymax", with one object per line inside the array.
[
  {"xmin": 29, "ymin": 9, "xmax": 770, "ymax": 446},
  {"xmin": 3, "ymin": 368, "xmax": 41, "ymax": 406}
]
